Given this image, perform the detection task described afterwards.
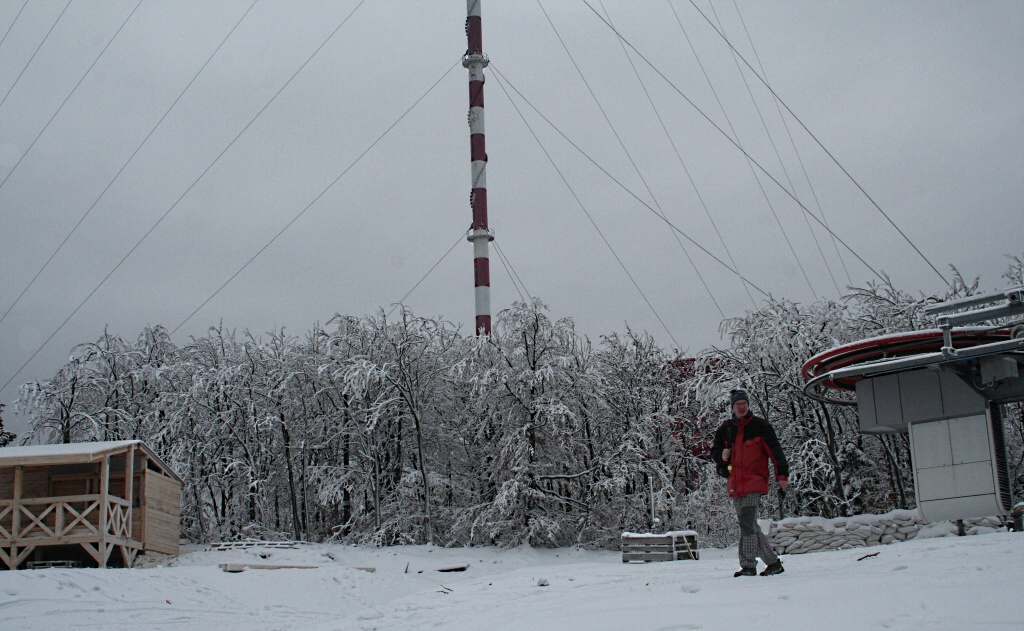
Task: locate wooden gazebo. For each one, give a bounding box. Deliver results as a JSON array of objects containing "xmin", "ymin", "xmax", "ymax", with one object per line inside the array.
[{"xmin": 0, "ymin": 440, "xmax": 181, "ymax": 569}]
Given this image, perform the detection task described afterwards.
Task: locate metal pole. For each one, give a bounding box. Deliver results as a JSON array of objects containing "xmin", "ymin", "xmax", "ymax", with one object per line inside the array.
[{"xmin": 464, "ymin": 0, "xmax": 493, "ymax": 335}]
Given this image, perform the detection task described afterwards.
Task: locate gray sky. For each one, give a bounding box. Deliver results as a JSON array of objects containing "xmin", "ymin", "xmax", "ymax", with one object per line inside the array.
[{"xmin": 1, "ymin": 0, "xmax": 1022, "ymax": 434}]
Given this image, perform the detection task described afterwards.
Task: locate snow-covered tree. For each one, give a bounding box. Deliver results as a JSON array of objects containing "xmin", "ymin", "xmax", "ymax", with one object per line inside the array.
[
  {"xmin": 0, "ymin": 404, "xmax": 15, "ymax": 447},
  {"xmin": 13, "ymin": 256, "xmax": 1021, "ymax": 547}
]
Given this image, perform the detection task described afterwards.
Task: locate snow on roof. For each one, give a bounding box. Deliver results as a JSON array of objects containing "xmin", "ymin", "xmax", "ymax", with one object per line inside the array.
[
  {"xmin": 0, "ymin": 440, "xmax": 180, "ymax": 481},
  {"xmin": 0, "ymin": 440, "xmax": 142, "ymax": 461}
]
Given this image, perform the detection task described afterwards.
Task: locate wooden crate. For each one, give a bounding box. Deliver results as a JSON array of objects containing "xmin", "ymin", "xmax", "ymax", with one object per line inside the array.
[{"xmin": 621, "ymin": 530, "xmax": 699, "ymax": 562}]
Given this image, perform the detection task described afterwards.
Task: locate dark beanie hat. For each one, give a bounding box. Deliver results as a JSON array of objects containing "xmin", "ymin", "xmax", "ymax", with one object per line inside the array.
[{"xmin": 730, "ymin": 389, "xmax": 749, "ymax": 406}]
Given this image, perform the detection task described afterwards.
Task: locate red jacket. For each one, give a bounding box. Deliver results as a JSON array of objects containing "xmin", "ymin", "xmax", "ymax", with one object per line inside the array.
[{"xmin": 711, "ymin": 413, "xmax": 788, "ymax": 498}]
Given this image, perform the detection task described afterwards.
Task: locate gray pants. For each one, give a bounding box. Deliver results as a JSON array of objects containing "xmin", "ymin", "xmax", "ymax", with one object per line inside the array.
[{"xmin": 733, "ymin": 493, "xmax": 779, "ymax": 569}]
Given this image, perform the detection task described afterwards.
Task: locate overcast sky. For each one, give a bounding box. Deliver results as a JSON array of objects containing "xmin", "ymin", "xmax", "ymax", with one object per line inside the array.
[{"xmin": 1, "ymin": 0, "xmax": 1022, "ymax": 434}]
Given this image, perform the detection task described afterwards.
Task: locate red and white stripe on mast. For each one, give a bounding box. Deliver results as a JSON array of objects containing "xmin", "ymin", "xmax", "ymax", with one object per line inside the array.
[{"xmin": 464, "ymin": 0, "xmax": 493, "ymax": 336}]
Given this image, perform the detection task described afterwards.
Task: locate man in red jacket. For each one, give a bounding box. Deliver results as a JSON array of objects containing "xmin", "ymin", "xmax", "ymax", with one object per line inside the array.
[{"xmin": 711, "ymin": 389, "xmax": 789, "ymax": 577}]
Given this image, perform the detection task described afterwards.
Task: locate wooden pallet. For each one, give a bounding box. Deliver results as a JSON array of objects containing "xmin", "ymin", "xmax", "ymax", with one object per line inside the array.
[
  {"xmin": 26, "ymin": 560, "xmax": 83, "ymax": 569},
  {"xmin": 621, "ymin": 531, "xmax": 699, "ymax": 562}
]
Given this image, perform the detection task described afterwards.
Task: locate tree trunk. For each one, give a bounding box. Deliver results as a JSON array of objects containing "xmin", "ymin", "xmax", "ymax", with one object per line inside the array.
[
  {"xmin": 816, "ymin": 402, "xmax": 849, "ymax": 515},
  {"xmin": 342, "ymin": 434, "xmax": 352, "ymax": 528},
  {"xmin": 409, "ymin": 408, "xmax": 432, "ymax": 544},
  {"xmin": 279, "ymin": 415, "xmax": 302, "ymax": 540}
]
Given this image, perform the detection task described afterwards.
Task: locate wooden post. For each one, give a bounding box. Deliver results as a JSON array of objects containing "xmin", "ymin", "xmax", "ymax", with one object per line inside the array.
[
  {"xmin": 56, "ymin": 499, "xmax": 65, "ymax": 539},
  {"xmin": 138, "ymin": 455, "xmax": 148, "ymax": 506},
  {"xmin": 138, "ymin": 454, "xmax": 148, "ymax": 546},
  {"xmin": 99, "ymin": 456, "xmax": 109, "ymax": 567},
  {"xmin": 12, "ymin": 465, "xmax": 22, "ymax": 564},
  {"xmin": 125, "ymin": 445, "xmax": 135, "ymax": 540}
]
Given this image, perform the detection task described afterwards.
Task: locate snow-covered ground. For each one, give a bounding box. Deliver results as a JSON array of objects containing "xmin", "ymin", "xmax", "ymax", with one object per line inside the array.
[{"xmin": 1, "ymin": 532, "xmax": 1021, "ymax": 630}]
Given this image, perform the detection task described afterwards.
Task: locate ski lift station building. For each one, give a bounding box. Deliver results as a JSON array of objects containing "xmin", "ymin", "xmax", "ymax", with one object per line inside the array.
[
  {"xmin": 803, "ymin": 287, "xmax": 1024, "ymax": 523},
  {"xmin": 0, "ymin": 440, "xmax": 181, "ymax": 570}
]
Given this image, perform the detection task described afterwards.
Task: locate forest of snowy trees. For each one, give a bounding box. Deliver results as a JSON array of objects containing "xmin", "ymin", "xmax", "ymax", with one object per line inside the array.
[{"xmin": 12, "ymin": 259, "xmax": 1024, "ymax": 549}]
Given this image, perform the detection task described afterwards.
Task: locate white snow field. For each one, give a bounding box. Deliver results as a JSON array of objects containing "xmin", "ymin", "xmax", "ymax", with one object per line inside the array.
[{"xmin": 0, "ymin": 532, "xmax": 1021, "ymax": 630}]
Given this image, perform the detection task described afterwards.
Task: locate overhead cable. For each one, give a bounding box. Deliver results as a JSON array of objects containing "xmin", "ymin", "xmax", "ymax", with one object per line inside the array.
[
  {"xmin": 660, "ymin": 0, "xmax": 757, "ymax": 307},
  {"xmin": 705, "ymin": 0, "xmax": 834, "ymax": 297},
  {"xmin": 177, "ymin": 59, "xmax": 461, "ymax": 334},
  {"xmin": 492, "ymin": 66, "xmax": 683, "ymax": 350},
  {"xmin": 0, "ymin": 0, "xmax": 259, "ymax": 327},
  {"xmin": 728, "ymin": 0, "xmax": 852, "ymax": 286},
  {"xmin": 682, "ymin": 0, "xmax": 948, "ymax": 285},
  {"xmin": 0, "ymin": 0, "xmax": 144, "ymax": 191},
  {"xmin": 666, "ymin": 0, "xmax": 817, "ymax": 300},
  {"xmin": 1, "ymin": 0, "xmax": 365, "ymax": 393},
  {"xmin": 580, "ymin": 0, "xmax": 886, "ymax": 284},
  {"xmin": 387, "ymin": 228, "xmax": 467, "ymax": 320},
  {"xmin": 542, "ymin": 0, "xmax": 724, "ymax": 320},
  {"xmin": 493, "ymin": 243, "xmax": 527, "ymax": 304},
  {"xmin": 0, "ymin": 0, "xmax": 73, "ymax": 112},
  {"xmin": 0, "ymin": 1, "xmax": 30, "ymax": 51},
  {"xmin": 493, "ymin": 241, "xmax": 531, "ymax": 303},
  {"xmin": 492, "ymin": 63, "xmax": 771, "ymax": 300}
]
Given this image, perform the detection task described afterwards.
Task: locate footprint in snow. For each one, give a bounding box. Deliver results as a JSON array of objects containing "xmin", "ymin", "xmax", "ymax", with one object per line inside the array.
[
  {"xmin": 680, "ymin": 584, "xmax": 700, "ymax": 594},
  {"xmin": 892, "ymin": 565, "xmax": 908, "ymax": 571}
]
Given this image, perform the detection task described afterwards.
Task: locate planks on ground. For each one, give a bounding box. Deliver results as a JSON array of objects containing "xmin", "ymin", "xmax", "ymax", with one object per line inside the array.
[
  {"xmin": 219, "ymin": 562, "xmax": 318, "ymax": 573},
  {"xmin": 209, "ymin": 541, "xmax": 299, "ymax": 550}
]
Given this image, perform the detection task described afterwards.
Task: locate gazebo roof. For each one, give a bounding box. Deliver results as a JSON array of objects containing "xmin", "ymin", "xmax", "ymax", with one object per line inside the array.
[{"xmin": 0, "ymin": 440, "xmax": 181, "ymax": 482}]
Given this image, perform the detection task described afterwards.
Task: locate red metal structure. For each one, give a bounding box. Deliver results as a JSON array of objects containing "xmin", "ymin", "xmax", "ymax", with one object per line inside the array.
[{"xmin": 802, "ymin": 328, "xmax": 1013, "ymax": 400}]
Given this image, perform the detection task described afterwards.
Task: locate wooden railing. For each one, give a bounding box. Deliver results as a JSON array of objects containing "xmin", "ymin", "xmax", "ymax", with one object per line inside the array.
[
  {"xmin": 106, "ymin": 497, "xmax": 131, "ymax": 540},
  {"xmin": 0, "ymin": 495, "xmax": 132, "ymax": 543}
]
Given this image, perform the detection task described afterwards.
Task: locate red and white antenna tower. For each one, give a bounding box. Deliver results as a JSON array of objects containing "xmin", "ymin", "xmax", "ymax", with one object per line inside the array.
[{"xmin": 464, "ymin": 0, "xmax": 493, "ymax": 335}]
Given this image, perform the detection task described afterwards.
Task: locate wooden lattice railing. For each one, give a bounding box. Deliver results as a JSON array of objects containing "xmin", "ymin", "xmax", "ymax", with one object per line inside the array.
[
  {"xmin": 0, "ymin": 495, "xmax": 132, "ymax": 542},
  {"xmin": 106, "ymin": 497, "xmax": 131, "ymax": 540},
  {"xmin": 0, "ymin": 495, "xmax": 139, "ymax": 570}
]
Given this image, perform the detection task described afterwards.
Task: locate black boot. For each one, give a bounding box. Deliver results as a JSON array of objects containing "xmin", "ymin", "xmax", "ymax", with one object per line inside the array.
[
  {"xmin": 760, "ymin": 561, "xmax": 784, "ymax": 576},
  {"xmin": 734, "ymin": 567, "xmax": 756, "ymax": 577}
]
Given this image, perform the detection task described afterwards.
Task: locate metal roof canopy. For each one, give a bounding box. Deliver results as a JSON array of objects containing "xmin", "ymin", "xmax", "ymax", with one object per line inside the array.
[{"xmin": 802, "ymin": 286, "xmax": 1024, "ymax": 406}]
